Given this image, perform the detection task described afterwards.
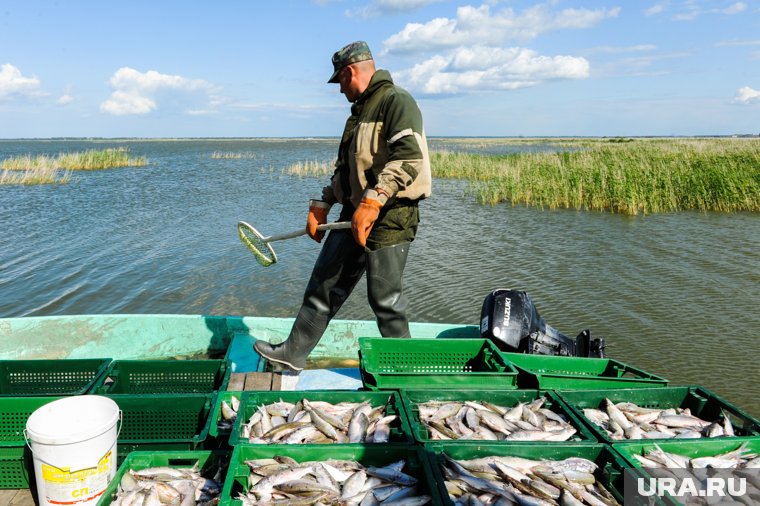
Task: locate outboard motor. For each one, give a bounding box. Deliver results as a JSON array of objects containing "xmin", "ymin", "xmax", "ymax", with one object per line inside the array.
[{"xmin": 480, "ymin": 289, "xmax": 605, "ymax": 358}]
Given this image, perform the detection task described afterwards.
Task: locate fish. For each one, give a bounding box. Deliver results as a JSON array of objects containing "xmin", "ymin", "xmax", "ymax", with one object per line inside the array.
[
  {"xmin": 241, "ymin": 397, "xmax": 396, "ymax": 444},
  {"xmin": 348, "ymin": 412, "xmax": 369, "ymax": 443},
  {"xmin": 634, "ymin": 442, "xmax": 758, "ymax": 470},
  {"xmin": 584, "ymin": 400, "xmax": 741, "ymax": 440},
  {"xmin": 240, "ymin": 457, "xmax": 431, "ymax": 506},
  {"xmin": 440, "ymin": 454, "xmax": 619, "ymax": 506},
  {"xmin": 110, "ymin": 460, "xmax": 225, "ymax": 505},
  {"xmin": 416, "ymin": 394, "xmax": 580, "ymax": 442}
]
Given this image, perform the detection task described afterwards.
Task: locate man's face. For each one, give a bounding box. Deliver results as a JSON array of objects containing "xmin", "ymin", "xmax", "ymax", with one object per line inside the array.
[{"xmin": 338, "ymin": 66, "xmax": 359, "ymax": 102}]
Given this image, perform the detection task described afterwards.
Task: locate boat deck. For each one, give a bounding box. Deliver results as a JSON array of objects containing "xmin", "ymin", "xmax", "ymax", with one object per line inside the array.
[{"xmin": 0, "ymin": 489, "xmax": 34, "ymax": 505}]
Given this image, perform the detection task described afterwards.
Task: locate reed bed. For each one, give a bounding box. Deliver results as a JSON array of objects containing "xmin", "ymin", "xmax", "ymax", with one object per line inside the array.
[
  {"xmin": 432, "ymin": 138, "xmax": 760, "ymax": 214},
  {"xmin": 211, "ymin": 151, "xmax": 257, "ymax": 159},
  {"xmin": 0, "ymin": 165, "xmax": 71, "ymax": 185},
  {"xmin": 2, "ymin": 148, "xmax": 145, "ymax": 171},
  {"xmin": 283, "ymin": 159, "xmax": 334, "ymax": 177},
  {"xmin": 1, "ymin": 148, "xmax": 145, "ymax": 185}
]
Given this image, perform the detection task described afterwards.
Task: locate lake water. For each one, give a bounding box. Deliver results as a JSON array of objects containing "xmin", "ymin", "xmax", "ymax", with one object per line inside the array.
[{"xmin": 1, "ymin": 139, "xmax": 758, "ymax": 416}]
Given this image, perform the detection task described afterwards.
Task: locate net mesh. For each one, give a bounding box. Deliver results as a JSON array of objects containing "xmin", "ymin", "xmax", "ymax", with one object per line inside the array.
[{"xmin": 238, "ymin": 222, "xmax": 276, "ymax": 266}]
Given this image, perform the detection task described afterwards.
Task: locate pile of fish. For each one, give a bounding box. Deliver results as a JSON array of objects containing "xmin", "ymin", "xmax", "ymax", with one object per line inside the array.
[
  {"xmin": 240, "ymin": 397, "xmax": 398, "ymax": 444},
  {"xmin": 632, "ymin": 442, "xmax": 760, "ymax": 469},
  {"xmin": 440, "ymin": 453, "xmax": 621, "ymax": 506},
  {"xmin": 110, "ymin": 463, "xmax": 224, "ymax": 506},
  {"xmin": 416, "ymin": 395, "xmax": 579, "ymax": 441},
  {"xmin": 582, "ymin": 399, "xmax": 738, "ymax": 440},
  {"xmin": 240, "ymin": 456, "xmax": 431, "ymax": 505},
  {"xmin": 218, "ymin": 394, "xmax": 240, "ymax": 433}
]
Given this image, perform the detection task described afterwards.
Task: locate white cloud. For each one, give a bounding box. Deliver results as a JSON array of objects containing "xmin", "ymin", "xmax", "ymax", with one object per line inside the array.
[
  {"xmin": 100, "ymin": 67, "xmax": 217, "ymax": 115},
  {"xmin": 346, "ymin": 0, "xmax": 442, "ymax": 18},
  {"xmin": 57, "ymin": 94, "xmax": 74, "ymax": 105},
  {"xmin": 396, "ymin": 46, "xmax": 589, "ymax": 94},
  {"xmin": 101, "ymin": 90, "xmax": 156, "ymax": 115},
  {"xmin": 382, "ymin": 3, "xmax": 620, "ymax": 54},
  {"xmin": 0, "ymin": 64, "xmax": 43, "ymax": 98},
  {"xmin": 672, "ymin": 0, "xmax": 747, "ymax": 21},
  {"xmin": 735, "ymin": 86, "xmax": 760, "ymax": 104},
  {"xmin": 644, "ymin": 3, "xmax": 667, "ymax": 16},
  {"xmin": 721, "ymin": 2, "xmax": 747, "ymax": 14},
  {"xmin": 588, "ymin": 44, "xmax": 657, "ymax": 54},
  {"xmin": 715, "ymin": 39, "xmax": 760, "ymax": 47}
]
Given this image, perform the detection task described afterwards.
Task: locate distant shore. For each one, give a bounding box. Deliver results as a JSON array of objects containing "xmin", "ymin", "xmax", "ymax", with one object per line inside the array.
[{"xmin": 3, "ymin": 138, "xmax": 758, "ymax": 215}]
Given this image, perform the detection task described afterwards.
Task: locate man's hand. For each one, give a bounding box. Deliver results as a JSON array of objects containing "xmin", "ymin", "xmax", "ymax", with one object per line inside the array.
[
  {"xmin": 307, "ymin": 200, "xmax": 330, "ymax": 243},
  {"xmin": 351, "ymin": 196, "xmax": 383, "ymax": 247}
]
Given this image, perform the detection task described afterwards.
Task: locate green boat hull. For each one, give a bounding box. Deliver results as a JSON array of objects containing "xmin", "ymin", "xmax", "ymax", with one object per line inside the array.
[{"xmin": 0, "ymin": 314, "xmax": 480, "ymax": 361}]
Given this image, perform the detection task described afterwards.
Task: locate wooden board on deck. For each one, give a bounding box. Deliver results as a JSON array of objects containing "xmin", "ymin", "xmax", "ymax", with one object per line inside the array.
[
  {"xmin": 228, "ymin": 372, "xmax": 299, "ymax": 391},
  {"xmin": 0, "ymin": 489, "xmax": 36, "ymax": 506}
]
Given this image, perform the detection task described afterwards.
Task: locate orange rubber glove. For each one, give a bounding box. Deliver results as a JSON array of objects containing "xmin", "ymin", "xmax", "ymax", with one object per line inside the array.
[
  {"xmin": 351, "ymin": 196, "xmax": 383, "ymax": 247},
  {"xmin": 306, "ymin": 200, "xmax": 330, "ymax": 243}
]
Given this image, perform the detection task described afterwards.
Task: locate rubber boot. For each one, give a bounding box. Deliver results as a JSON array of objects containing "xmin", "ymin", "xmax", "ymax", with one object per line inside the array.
[
  {"xmin": 366, "ymin": 242, "xmax": 411, "ymax": 338},
  {"xmin": 254, "ymin": 305, "xmax": 329, "ymax": 372},
  {"xmin": 254, "ymin": 230, "xmax": 366, "ymax": 372}
]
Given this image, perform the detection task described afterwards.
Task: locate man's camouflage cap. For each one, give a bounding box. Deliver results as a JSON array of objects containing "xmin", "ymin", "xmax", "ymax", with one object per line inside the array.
[{"xmin": 328, "ymin": 41, "xmax": 373, "ymax": 83}]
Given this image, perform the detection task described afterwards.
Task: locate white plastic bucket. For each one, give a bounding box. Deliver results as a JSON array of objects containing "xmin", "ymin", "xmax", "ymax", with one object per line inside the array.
[{"xmin": 25, "ymin": 395, "xmax": 120, "ymax": 506}]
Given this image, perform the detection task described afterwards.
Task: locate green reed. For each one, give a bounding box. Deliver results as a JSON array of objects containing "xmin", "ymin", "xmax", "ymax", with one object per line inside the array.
[
  {"xmin": 211, "ymin": 151, "xmax": 257, "ymax": 159},
  {"xmin": 432, "ymin": 138, "xmax": 760, "ymax": 214},
  {"xmin": 2, "ymin": 148, "xmax": 145, "ymax": 171},
  {"xmin": 0, "ymin": 165, "xmax": 71, "ymax": 185},
  {"xmin": 284, "ymin": 159, "xmax": 334, "ymax": 177},
  {"xmin": 1, "ymin": 148, "xmax": 146, "ymax": 185}
]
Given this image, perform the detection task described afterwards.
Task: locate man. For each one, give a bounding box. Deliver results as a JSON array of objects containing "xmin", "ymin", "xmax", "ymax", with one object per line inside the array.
[
  {"xmin": 254, "ymin": 40, "xmax": 432, "ymax": 372},
  {"xmin": 254, "ymin": 41, "xmax": 431, "ymax": 371}
]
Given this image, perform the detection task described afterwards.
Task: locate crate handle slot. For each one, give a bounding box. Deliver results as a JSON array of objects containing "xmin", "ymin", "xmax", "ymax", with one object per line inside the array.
[{"xmin": 168, "ymin": 458, "xmax": 201, "ymax": 466}]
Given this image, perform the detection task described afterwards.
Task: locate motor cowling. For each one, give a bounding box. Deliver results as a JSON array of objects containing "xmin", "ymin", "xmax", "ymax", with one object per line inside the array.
[{"xmin": 480, "ymin": 289, "xmax": 605, "ymax": 358}]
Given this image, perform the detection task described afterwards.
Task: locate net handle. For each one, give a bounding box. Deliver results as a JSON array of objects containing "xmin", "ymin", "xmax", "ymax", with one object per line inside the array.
[{"xmin": 266, "ymin": 221, "xmax": 351, "ymax": 242}]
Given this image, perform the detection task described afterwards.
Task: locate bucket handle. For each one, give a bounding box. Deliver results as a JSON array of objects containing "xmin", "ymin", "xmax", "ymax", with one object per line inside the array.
[{"xmin": 24, "ymin": 410, "xmax": 123, "ymax": 468}]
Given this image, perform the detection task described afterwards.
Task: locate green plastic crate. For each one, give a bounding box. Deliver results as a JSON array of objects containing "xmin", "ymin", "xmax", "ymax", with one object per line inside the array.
[
  {"xmin": 611, "ymin": 438, "xmax": 760, "ymax": 505},
  {"xmin": 92, "ymin": 359, "xmax": 230, "ymax": 394},
  {"xmin": 0, "ymin": 396, "xmax": 64, "ymax": 446},
  {"xmin": 400, "ymin": 389, "xmax": 597, "ymax": 444},
  {"xmin": 208, "ymin": 390, "xmax": 243, "ymax": 439},
  {"xmin": 229, "ymin": 390, "xmax": 413, "ymax": 446},
  {"xmin": 97, "ymin": 450, "xmax": 229, "ymax": 505},
  {"xmin": 359, "ymin": 338, "xmax": 518, "ymax": 390},
  {"xmin": 107, "ymin": 393, "xmax": 214, "ymax": 455},
  {"xmin": 557, "ymin": 386, "xmax": 760, "ymax": 444},
  {"xmin": 221, "ymin": 444, "xmax": 441, "ymax": 506},
  {"xmin": 0, "ymin": 446, "xmax": 31, "ymax": 489},
  {"xmin": 425, "ymin": 442, "xmax": 627, "ymax": 506},
  {"xmin": 501, "ymin": 353, "xmax": 669, "ymax": 390},
  {"xmin": 0, "ymin": 395, "xmax": 215, "ymax": 487},
  {"xmin": 0, "ymin": 359, "xmax": 111, "ymax": 396},
  {"xmin": 612, "ymin": 437, "xmax": 760, "ymax": 469}
]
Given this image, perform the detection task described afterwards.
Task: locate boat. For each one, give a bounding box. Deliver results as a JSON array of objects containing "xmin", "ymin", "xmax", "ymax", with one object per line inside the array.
[
  {"xmin": 3, "ymin": 313, "xmax": 758, "ymax": 506},
  {"xmin": 0, "ymin": 313, "xmax": 480, "ymax": 373}
]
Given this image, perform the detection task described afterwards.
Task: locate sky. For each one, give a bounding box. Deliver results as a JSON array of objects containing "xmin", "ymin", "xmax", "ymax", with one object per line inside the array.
[{"xmin": 1, "ymin": 0, "xmax": 759, "ymax": 137}]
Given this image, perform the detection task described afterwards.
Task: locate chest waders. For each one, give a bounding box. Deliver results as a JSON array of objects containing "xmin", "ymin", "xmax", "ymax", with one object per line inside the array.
[{"xmin": 253, "ymin": 206, "xmax": 414, "ymax": 371}]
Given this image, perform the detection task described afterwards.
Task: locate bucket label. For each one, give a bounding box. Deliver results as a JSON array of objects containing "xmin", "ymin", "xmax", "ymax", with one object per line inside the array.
[{"xmin": 40, "ymin": 450, "xmax": 113, "ymax": 505}]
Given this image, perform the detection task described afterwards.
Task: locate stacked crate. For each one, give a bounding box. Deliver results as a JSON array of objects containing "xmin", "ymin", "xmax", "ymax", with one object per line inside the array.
[
  {"xmin": 91, "ymin": 336, "xmax": 760, "ymax": 505},
  {"xmin": 0, "ymin": 359, "xmax": 111, "ymax": 489},
  {"xmin": 89, "ymin": 359, "xmax": 230, "ymax": 464},
  {"xmin": 358, "ymin": 337, "xmax": 760, "ymax": 506}
]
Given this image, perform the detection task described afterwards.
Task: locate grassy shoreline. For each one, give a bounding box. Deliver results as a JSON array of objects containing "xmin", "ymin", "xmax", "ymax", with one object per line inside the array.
[
  {"xmin": 1, "ymin": 148, "xmax": 146, "ymax": 185},
  {"xmin": 4, "ymin": 139, "xmax": 758, "ymax": 215},
  {"xmin": 284, "ymin": 137, "xmax": 759, "ymax": 214},
  {"xmin": 432, "ymin": 138, "xmax": 759, "ymax": 214}
]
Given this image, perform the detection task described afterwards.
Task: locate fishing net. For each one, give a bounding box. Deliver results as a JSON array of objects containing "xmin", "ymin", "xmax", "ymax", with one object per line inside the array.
[{"xmin": 237, "ymin": 221, "xmax": 277, "ymax": 267}]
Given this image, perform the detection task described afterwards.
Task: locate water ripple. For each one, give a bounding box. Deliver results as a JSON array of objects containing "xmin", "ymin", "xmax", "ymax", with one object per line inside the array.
[{"xmin": 1, "ymin": 139, "xmax": 759, "ymax": 415}]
